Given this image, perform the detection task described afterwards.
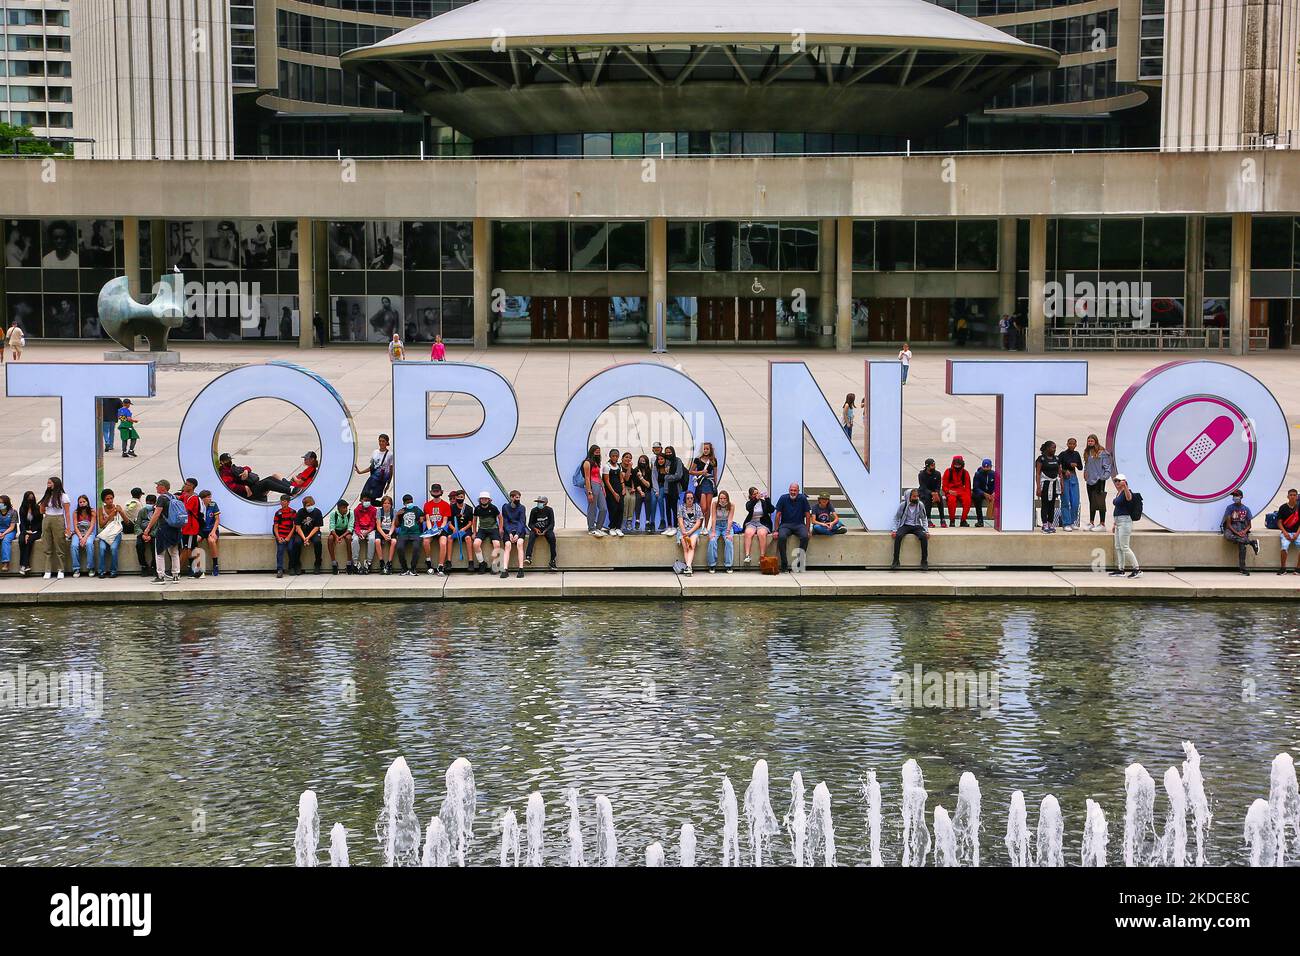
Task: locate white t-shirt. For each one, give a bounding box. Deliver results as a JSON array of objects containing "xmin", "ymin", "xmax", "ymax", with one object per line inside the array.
[
  {"xmin": 368, "ymin": 448, "xmax": 392, "ymax": 475},
  {"xmin": 898, "ymin": 349, "xmax": 912, "ymax": 366},
  {"xmin": 41, "ymin": 492, "xmax": 71, "ymax": 515}
]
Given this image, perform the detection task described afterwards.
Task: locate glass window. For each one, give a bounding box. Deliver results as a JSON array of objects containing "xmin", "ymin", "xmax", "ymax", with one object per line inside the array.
[
  {"xmin": 742, "ymin": 132, "xmax": 775, "ymax": 155},
  {"xmin": 957, "ymin": 220, "xmax": 997, "ymax": 270},
  {"xmin": 645, "ymin": 132, "xmax": 675, "ymax": 156},
  {"xmin": 667, "ymin": 221, "xmax": 700, "ymax": 271},
  {"xmin": 1057, "ymin": 218, "xmax": 1100, "ymax": 270},
  {"xmin": 876, "ymin": 220, "xmax": 915, "ymax": 271},
  {"xmin": 612, "ymin": 132, "xmax": 643, "ymax": 156},
  {"xmin": 1099, "ymin": 218, "xmax": 1142, "ymax": 270},
  {"xmin": 852, "ymin": 220, "xmax": 875, "ymax": 271},
  {"xmin": 1251, "ymin": 216, "xmax": 1293, "ymax": 270},
  {"xmin": 702, "ymin": 221, "xmax": 736, "ymax": 270},
  {"xmin": 1204, "ymin": 217, "xmax": 1232, "ymax": 270},
  {"xmin": 778, "ymin": 221, "xmax": 818, "ymax": 271},
  {"xmin": 1142, "ymin": 217, "xmax": 1186, "ymax": 271},
  {"xmin": 736, "ymin": 221, "xmax": 778, "ymax": 271},
  {"xmin": 916, "ymin": 220, "xmax": 957, "ymax": 270},
  {"xmin": 493, "ymin": 221, "xmax": 530, "ymax": 271},
  {"xmin": 608, "ymin": 221, "xmax": 646, "ymax": 271},
  {"xmin": 530, "ymin": 221, "xmax": 568, "ymax": 271},
  {"xmin": 440, "ymin": 221, "xmax": 472, "ymax": 270},
  {"xmin": 582, "ymin": 132, "xmax": 611, "ymax": 156},
  {"xmin": 570, "ymin": 222, "xmax": 608, "ymax": 270},
  {"xmin": 774, "ymin": 132, "xmax": 804, "ymax": 154}
]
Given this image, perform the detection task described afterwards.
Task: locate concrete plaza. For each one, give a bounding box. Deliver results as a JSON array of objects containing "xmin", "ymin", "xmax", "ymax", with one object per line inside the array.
[{"xmin": 1, "ymin": 341, "xmax": 1298, "ymax": 532}]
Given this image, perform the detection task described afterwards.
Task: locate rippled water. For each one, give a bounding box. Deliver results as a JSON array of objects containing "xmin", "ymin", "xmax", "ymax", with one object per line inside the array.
[{"xmin": 1, "ymin": 600, "xmax": 1298, "ymax": 866}]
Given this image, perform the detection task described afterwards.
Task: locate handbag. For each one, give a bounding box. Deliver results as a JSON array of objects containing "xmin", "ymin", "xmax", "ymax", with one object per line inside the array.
[{"xmin": 97, "ymin": 517, "xmax": 123, "ymax": 543}]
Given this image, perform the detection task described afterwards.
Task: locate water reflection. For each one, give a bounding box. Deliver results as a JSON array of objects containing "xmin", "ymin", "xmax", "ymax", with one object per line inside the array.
[{"xmin": 0, "ymin": 600, "xmax": 1296, "ymax": 866}]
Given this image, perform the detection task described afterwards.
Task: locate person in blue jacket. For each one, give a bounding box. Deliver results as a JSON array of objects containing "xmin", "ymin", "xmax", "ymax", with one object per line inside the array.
[
  {"xmin": 973, "ymin": 458, "xmax": 997, "ymax": 528},
  {"xmin": 500, "ymin": 488, "xmax": 528, "ymax": 579}
]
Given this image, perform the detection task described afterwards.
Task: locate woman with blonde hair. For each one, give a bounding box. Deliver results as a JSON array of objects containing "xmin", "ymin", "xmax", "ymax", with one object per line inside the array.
[{"xmin": 1082, "ymin": 433, "xmax": 1115, "ymax": 531}]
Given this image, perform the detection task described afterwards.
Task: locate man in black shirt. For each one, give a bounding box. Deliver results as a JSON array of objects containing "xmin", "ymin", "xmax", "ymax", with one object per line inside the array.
[
  {"xmin": 918, "ymin": 459, "xmax": 946, "ymax": 528},
  {"xmin": 525, "ymin": 495, "xmax": 558, "ymax": 570},
  {"xmin": 1058, "ymin": 437, "xmax": 1084, "ymax": 531},
  {"xmin": 292, "ymin": 495, "xmax": 324, "ymax": 573}
]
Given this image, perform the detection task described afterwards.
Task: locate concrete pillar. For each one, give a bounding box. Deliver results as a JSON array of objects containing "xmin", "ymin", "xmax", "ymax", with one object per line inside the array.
[
  {"xmin": 1027, "ymin": 215, "xmax": 1048, "ymax": 353},
  {"xmin": 649, "ymin": 217, "xmax": 667, "ymax": 351},
  {"xmin": 122, "ymin": 217, "xmax": 140, "ymax": 297},
  {"xmin": 1228, "ymin": 212, "xmax": 1252, "ymax": 355},
  {"xmin": 1184, "ymin": 215, "xmax": 1205, "ymax": 330},
  {"xmin": 296, "ymin": 217, "xmax": 314, "ymax": 348},
  {"xmin": 473, "ymin": 217, "xmax": 492, "ymax": 349},
  {"xmin": 997, "ymin": 216, "xmax": 1017, "ymax": 320},
  {"xmin": 149, "ymin": 220, "xmax": 166, "ymax": 289},
  {"xmin": 816, "ymin": 218, "xmax": 836, "ymax": 349},
  {"xmin": 835, "ymin": 217, "xmax": 853, "ymax": 352}
]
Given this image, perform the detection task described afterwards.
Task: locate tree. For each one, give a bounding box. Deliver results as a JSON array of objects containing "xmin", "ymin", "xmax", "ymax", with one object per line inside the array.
[{"xmin": 0, "ymin": 122, "xmax": 58, "ymax": 155}]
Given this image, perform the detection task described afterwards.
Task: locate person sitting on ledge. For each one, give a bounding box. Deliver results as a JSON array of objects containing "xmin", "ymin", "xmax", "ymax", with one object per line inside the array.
[
  {"xmin": 773, "ymin": 482, "xmax": 811, "ymax": 573},
  {"xmin": 218, "ymin": 452, "xmax": 294, "ymax": 502},
  {"xmin": 942, "ymin": 456, "xmax": 973, "ymax": 527},
  {"xmin": 891, "ymin": 488, "xmax": 930, "ymax": 571},
  {"xmin": 973, "ymin": 458, "xmax": 997, "ymax": 528},
  {"xmin": 918, "ymin": 459, "xmax": 946, "ymax": 528},
  {"xmin": 676, "ymin": 490, "xmax": 704, "ymax": 575},
  {"xmin": 811, "ymin": 493, "xmax": 847, "ymax": 535},
  {"xmin": 1220, "ymin": 488, "xmax": 1260, "ymax": 576},
  {"xmin": 326, "ymin": 499, "xmax": 354, "ymax": 574}
]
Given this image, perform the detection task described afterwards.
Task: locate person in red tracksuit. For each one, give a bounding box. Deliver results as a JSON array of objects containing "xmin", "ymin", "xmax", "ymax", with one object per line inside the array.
[{"xmin": 942, "ymin": 455, "xmax": 973, "ymax": 527}]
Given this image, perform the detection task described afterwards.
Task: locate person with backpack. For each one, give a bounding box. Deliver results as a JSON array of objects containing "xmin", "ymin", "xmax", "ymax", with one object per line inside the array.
[
  {"xmin": 141, "ymin": 478, "xmax": 186, "ymax": 583},
  {"xmin": 579, "ymin": 444, "xmax": 607, "ymax": 537},
  {"xmin": 1220, "ymin": 488, "xmax": 1260, "ymax": 576},
  {"xmin": 354, "ymin": 434, "xmax": 393, "ymax": 501},
  {"xmin": 1275, "ymin": 488, "xmax": 1300, "ymax": 574},
  {"xmin": 660, "ymin": 446, "xmax": 686, "ymax": 535},
  {"xmin": 1107, "ymin": 474, "xmax": 1142, "ymax": 578},
  {"xmin": 326, "ymin": 499, "xmax": 354, "ymax": 573}
]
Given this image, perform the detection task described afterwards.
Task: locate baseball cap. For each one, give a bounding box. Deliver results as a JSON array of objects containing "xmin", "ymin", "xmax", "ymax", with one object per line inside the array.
[
  {"xmin": 981, "ymin": 458, "xmax": 992, "ymax": 467},
  {"xmin": 430, "ymin": 483, "xmax": 442, "ymax": 493},
  {"xmin": 534, "ymin": 495, "xmax": 548, "ymax": 504},
  {"xmin": 155, "ymin": 478, "xmax": 171, "ymax": 490}
]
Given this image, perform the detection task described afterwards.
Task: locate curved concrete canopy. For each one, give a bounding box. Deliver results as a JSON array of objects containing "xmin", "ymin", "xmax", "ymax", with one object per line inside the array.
[{"xmin": 341, "ymin": 0, "xmax": 1059, "ymax": 139}]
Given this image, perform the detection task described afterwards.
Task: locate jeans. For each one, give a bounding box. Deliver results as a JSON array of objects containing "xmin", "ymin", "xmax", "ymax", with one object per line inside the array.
[
  {"xmin": 649, "ymin": 489, "xmax": 665, "ymax": 528},
  {"xmin": 102, "ymin": 421, "xmax": 114, "ymax": 450},
  {"xmin": 20, "ymin": 532, "xmax": 38, "ymax": 568},
  {"xmin": 892, "ymin": 525, "xmax": 929, "ymax": 565},
  {"xmin": 1113, "ymin": 516, "xmax": 1139, "ymax": 570},
  {"xmin": 842, "ymin": 423, "xmax": 853, "ymax": 440},
  {"xmin": 276, "ymin": 539, "xmax": 293, "ymax": 571},
  {"xmin": 585, "ymin": 491, "xmax": 608, "ymax": 532},
  {"xmin": 777, "ymin": 524, "xmax": 809, "ymax": 570},
  {"xmin": 0, "ymin": 531, "xmax": 12, "ymax": 563},
  {"xmin": 901, "ymin": 365, "xmax": 909, "ymax": 384},
  {"xmin": 812, "ymin": 521, "xmax": 846, "ymax": 535},
  {"xmin": 291, "ymin": 536, "xmax": 322, "ymax": 571},
  {"xmin": 135, "ymin": 533, "xmax": 150, "ymax": 570},
  {"xmin": 71, "ymin": 536, "xmax": 94, "ymax": 573},
  {"xmin": 663, "ymin": 484, "xmax": 680, "ymax": 529},
  {"xmin": 1060, "ymin": 475, "xmax": 1080, "ymax": 526},
  {"xmin": 96, "ymin": 535, "xmax": 120, "ymax": 575},
  {"xmin": 707, "ymin": 526, "xmax": 734, "ymax": 568}
]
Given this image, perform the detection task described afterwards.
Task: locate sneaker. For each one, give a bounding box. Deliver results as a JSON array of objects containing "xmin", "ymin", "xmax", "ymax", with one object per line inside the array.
[
  {"xmin": 1063, "ymin": 525, "xmax": 1074, "ymax": 532},
  {"xmin": 516, "ymin": 570, "xmax": 524, "ymax": 579},
  {"xmin": 43, "ymin": 571, "xmax": 52, "ymax": 580},
  {"xmin": 151, "ymin": 575, "xmax": 167, "ymax": 584},
  {"xmin": 500, "ymin": 570, "xmax": 509, "ymax": 579},
  {"xmin": 548, "ymin": 561, "xmax": 557, "ymax": 572},
  {"xmin": 435, "ymin": 567, "xmax": 445, "ymax": 576},
  {"xmin": 524, "ymin": 557, "xmax": 531, "ymax": 566},
  {"xmin": 1240, "ymin": 569, "xmax": 1250, "ymax": 576},
  {"xmin": 72, "ymin": 570, "xmax": 81, "ymax": 578},
  {"xmin": 726, "ymin": 568, "xmax": 734, "ymax": 574},
  {"xmin": 426, "ymin": 566, "xmax": 436, "ymax": 575},
  {"xmin": 744, "ymin": 554, "xmax": 751, "ymax": 565},
  {"xmin": 612, "ymin": 529, "xmax": 625, "ymax": 537},
  {"xmin": 959, "ymin": 520, "xmax": 969, "ymax": 528},
  {"xmin": 708, "ymin": 568, "xmax": 716, "ymax": 574},
  {"xmin": 276, "ymin": 570, "xmax": 284, "ymax": 579},
  {"xmin": 56, "ymin": 571, "xmax": 64, "ymax": 580},
  {"xmin": 193, "ymin": 570, "xmax": 205, "ymax": 579},
  {"xmin": 1087, "ymin": 523, "xmax": 1095, "ymax": 532},
  {"xmin": 920, "ymin": 562, "xmax": 929, "ymax": 571},
  {"xmin": 889, "ymin": 562, "xmax": 900, "ymax": 571},
  {"xmin": 110, "ymin": 571, "xmax": 118, "ymax": 578},
  {"xmin": 1127, "ymin": 570, "xmax": 1142, "ymax": 578},
  {"xmin": 331, "ymin": 564, "xmax": 338, "ymax": 575},
  {"xmin": 169, "ymin": 574, "xmax": 180, "ymax": 583},
  {"xmin": 1107, "ymin": 570, "xmax": 1125, "ymax": 576},
  {"xmin": 1278, "ymin": 569, "xmax": 1286, "ymax": 576},
  {"xmin": 682, "ymin": 567, "xmax": 693, "ymax": 576},
  {"xmin": 661, "ymin": 528, "xmax": 676, "ymax": 537}
]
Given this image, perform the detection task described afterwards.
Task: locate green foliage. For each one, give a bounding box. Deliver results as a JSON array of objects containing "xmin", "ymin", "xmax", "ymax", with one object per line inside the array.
[{"xmin": 0, "ymin": 122, "xmax": 58, "ymax": 155}]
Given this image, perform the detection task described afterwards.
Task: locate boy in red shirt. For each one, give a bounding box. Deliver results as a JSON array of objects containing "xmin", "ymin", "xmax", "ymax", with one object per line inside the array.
[
  {"xmin": 351, "ymin": 495, "xmax": 378, "ymax": 574},
  {"xmin": 272, "ymin": 494, "xmax": 296, "ymax": 578},
  {"xmin": 942, "ymin": 456, "xmax": 973, "ymax": 528},
  {"xmin": 422, "ymin": 483, "xmax": 452, "ymax": 574},
  {"xmin": 178, "ymin": 477, "xmax": 206, "ymax": 578},
  {"xmin": 292, "ymin": 451, "xmax": 318, "ymax": 491}
]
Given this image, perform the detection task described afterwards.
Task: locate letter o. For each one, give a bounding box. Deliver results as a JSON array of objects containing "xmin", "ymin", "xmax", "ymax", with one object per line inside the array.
[
  {"xmin": 177, "ymin": 362, "xmax": 356, "ymax": 534},
  {"xmin": 554, "ymin": 363, "xmax": 725, "ymax": 512}
]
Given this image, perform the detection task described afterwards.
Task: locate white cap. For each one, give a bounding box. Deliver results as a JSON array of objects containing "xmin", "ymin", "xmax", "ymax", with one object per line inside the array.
[
  {"xmin": 478, "ymin": 490, "xmax": 492, "ymax": 499},
  {"xmin": 1113, "ymin": 473, "xmax": 1127, "ymax": 482}
]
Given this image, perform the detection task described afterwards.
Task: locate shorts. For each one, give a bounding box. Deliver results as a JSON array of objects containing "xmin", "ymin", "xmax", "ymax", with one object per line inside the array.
[
  {"xmin": 676, "ymin": 529, "xmax": 700, "ymax": 543},
  {"xmin": 1282, "ymin": 533, "xmax": 1300, "ymax": 551},
  {"xmin": 475, "ymin": 529, "xmax": 499, "ymax": 543},
  {"xmin": 743, "ymin": 520, "xmax": 767, "ymax": 532},
  {"xmin": 180, "ymin": 534, "xmax": 199, "ymax": 549},
  {"xmin": 696, "ymin": 478, "xmax": 716, "ymax": 497}
]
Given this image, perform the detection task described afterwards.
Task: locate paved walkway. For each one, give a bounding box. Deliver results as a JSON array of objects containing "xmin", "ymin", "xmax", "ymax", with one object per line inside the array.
[
  {"xmin": 2, "ymin": 343, "xmax": 1297, "ymax": 529},
  {"xmin": 0, "ymin": 568, "xmax": 1282, "ymax": 605}
]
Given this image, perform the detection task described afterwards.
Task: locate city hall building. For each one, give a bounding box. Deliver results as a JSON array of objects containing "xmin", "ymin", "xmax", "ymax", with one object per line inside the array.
[{"xmin": 2, "ymin": 0, "xmax": 1298, "ymax": 353}]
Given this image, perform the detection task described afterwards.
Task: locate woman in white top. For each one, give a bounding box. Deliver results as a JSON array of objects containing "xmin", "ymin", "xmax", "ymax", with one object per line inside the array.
[
  {"xmin": 677, "ymin": 491, "xmax": 703, "ymax": 575},
  {"xmin": 38, "ymin": 476, "xmax": 72, "ymax": 578},
  {"xmin": 898, "ymin": 343, "xmax": 912, "ymax": 385}
]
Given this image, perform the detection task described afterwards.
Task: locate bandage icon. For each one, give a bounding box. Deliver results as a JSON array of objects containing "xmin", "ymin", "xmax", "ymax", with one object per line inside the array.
[{"xmin": 1166, "ymin": 414, "xmax": 1234, "ymax": 481}]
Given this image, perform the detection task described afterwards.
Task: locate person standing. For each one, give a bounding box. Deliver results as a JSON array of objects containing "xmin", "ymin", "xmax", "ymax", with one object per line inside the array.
[
  {"xmin": 292, "ymin": 495, "xmax": 324, "ymax": 573},
  {"xmin": 633, "ymin": 455, "xmax": 654, "ymax": 532},
  {"xmin": 356, "ymin": 434, "xmax": 394, "ymax": 502},
  {"xmin": 133, "ymin": 494, "xmax": 156, "ymax": 575},
  {"xmin": 1058, "ymin": 437, "xmax": 1083, "ymax": 531},
  {"xmin": 649, "ymin": 444, "xmax": 666, "ymax": 531},
  {"xmin": 841, "ymin": 394, "xmax": 857, "ymax": 440},
  {"xmin": 603, "ymin": 448, "xmax": 622, "ymax": 532},
  {"xmin": 525, "ymin": 495, "xmax": 558, "ymax": 570},
  {"xmin": 773, "ymin": 482, "xmax": 812, "ymax": 573},
  {"xmin": 431, "ymin": 334, "xmax": 446, "ymax": 361},
  {"xmin": 6, "ymin": 319, "xmax": 24, "ymax": 361},
  {"xmin": 897, "ymin": 343, "xmax": 912, "ymax": 385},
  {"xmin": 501, "ymin": 489, "xmax": 528, "ymax": 579},
  {"xmin": 1276, "ymin": 489, "xmax": 1300, "ymax": 574},
  {"xmin": 116, "ymin": 399, "xmax": 141, "ymax": 458},
  {"xmin": 313, "ymin": 311, "xmax": 325, "ymax": 347},
  {"xmin": 1034, "ymin": 441, "xmax": 1062, "ymax": 534},
  {"xmin": 1220, "ymin": 489, "xmax": 1260, "ymax": 575},
  {"xmin": 973, "ymin": 459, "xmax": 997, "ymax": 528},
  {"xmin": 1108, "ymin": 474, "xmax": 1142, "ymax": 578},
  {"xmin": 891, "ymin": 488, "xmax": 931, "ymax": 570},
  {"xmin": 99, "ymin": 397, "xmax": 117, "ymax": 454},
  {"xmin": 1082, "ymin": 434, "xmax": 1114, "ymax": 531},
  {"xmin": 17, "ymin": 491, "xmax": 41, "ymax": 576},
  {"xmin": 690, "ymin": 441, "xmax": 719, "ymax": 528},
  {"xmin": 660, "ymin": 446, "xmax": 686, "ymax": 535},
  {"xmin": 387, "ymin": 332, "xmax": 405, "ymax": 362},
  {"xmin": 38, "ymin": 477, "xmax": 71, "ymax": 579},
  {"xmin": 198, "ymin": 490, "xmax": 221, "ymax": 575},
  {"xmin": 582, "ymin": 445, "xmax": 607, "ymax": 537},
  {"xmin": 177, "ymin": 478, "xmax": 205, "ymax": 578},
  {"xmin": 141, "ymin": 478, "xmax": 183, "ymax": 583}
]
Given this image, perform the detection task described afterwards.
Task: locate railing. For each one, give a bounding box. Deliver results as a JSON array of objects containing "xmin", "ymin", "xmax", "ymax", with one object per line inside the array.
[{"xmin": 1047, "ymin": 328, "xmax": 1236, "ymax": 351}]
